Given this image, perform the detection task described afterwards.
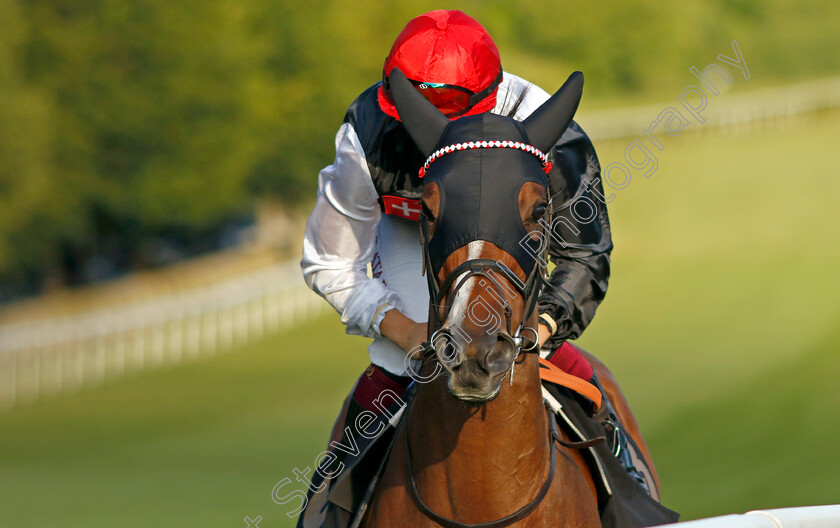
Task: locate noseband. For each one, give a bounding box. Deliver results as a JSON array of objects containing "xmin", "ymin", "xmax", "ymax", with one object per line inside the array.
[{"xmin": 419, "ymin": 197, "xmax": 553, "ymax": 384}]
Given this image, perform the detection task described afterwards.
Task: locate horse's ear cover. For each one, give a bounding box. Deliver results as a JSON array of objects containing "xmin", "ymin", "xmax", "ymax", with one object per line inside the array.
[
  {"xmin": 522, "ymin": 71, "xmax": 584, "ymax": 153},
  {"xmin": 389, "ymin": 68, "xmax": 449, "ymax": 156},
  {"xmin": 389, "ymin": 68, "xmax": 584, "ymax": 279}
]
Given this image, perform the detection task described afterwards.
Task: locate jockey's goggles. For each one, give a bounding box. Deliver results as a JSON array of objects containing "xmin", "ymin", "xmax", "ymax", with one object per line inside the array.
[{"xmin": 383, "ymin": 70, "xmax": 503, "ymax": 118}]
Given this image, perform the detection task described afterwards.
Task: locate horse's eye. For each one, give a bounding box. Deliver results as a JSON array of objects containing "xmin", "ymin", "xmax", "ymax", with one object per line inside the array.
[{"xmin": 531, "ymin": 204, "xmax": 547, "ymax": 222}]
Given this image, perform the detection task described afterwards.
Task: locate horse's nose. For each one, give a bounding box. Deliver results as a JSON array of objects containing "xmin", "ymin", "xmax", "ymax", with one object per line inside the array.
[
  {"xmin": 444, "ymin": 333, "xmax": 513, "ymax": 402},
  {"xmin": 433, "ymin": 328, "xmax": 465, "ymax": 368},
  {"xmin": 451, "ymin": 358, "xmax": 484, "ymax": 388},
  {"xmin": 480, "ymin": 334, "xmax": 517, "ymax": 376}
]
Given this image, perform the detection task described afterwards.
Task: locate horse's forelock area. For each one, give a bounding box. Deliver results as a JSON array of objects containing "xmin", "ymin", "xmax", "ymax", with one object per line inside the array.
[
  {"xmin": 429, "ymin": 111, "xmax": 547, "ymax": 193},
  {"xmin": 424, "ymin": 111, "xmax": 548, "ymax": 279}
]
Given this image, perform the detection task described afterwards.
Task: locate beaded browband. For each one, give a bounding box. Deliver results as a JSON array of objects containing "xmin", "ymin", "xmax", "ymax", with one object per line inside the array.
[{"xmin": 418, "ymin": 140, "xmax": 553, "ymax": 178}]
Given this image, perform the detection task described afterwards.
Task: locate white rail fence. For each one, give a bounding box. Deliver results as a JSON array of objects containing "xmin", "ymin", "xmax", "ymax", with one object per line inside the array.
[
  {"xmin": 580, "ymin": 76, "xmax": 840, "ymax": 142},
  {"xmin": 660, "ymin": 505, "xmax": 840, "ymax": 527},
  {"xmin": 2, "ymin": 77, "xmax": 839, "ymax": 410},
  {"xmin": 0, "ymin": 263, "xmax": 328, "ymax": 408}
]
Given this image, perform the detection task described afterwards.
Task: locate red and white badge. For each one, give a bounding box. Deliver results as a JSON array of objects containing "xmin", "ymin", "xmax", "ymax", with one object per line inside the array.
[{"xmin": 382, "ymin": 195, "xmax": 422, "ymax": 221}]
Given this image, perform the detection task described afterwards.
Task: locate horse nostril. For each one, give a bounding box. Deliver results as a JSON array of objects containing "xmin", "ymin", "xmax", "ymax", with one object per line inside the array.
[
  {"xmin": 433, "ymin": 328, "xmax": 462, "ymax": 367},
  {"xmin": 481, "ymin": 336, "xmax": 516, "ymax": 375}
]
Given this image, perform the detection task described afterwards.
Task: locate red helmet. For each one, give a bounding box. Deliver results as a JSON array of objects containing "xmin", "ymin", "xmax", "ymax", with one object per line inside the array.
[{"xmin": 378, "ymin": 10, "xmax": 503, "ymax": 120}]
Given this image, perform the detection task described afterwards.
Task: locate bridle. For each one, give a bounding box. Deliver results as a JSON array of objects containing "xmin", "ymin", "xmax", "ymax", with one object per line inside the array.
[
  {"xmin": 415, "ymin": 137, "xmax": 554, "ymax": 373},
  {"xmin": 405, "ymin": 172, "xmax": 557, "ymax": 528},
  {"xmin": 418, "ymin": 195, "xmax": 554, "ymax": 384}
]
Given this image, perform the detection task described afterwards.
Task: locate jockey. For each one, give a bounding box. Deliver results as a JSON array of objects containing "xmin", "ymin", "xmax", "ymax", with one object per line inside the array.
[{"xmin": 300, "ymin": 9, "xmax": 646, "ymax": 510}]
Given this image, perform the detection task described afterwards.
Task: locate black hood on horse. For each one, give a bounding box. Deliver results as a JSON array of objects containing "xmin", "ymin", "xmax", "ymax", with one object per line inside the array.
[
  {"xmin": 389, "ymin": 68, "xmax": 584, "ymax": 280},
  {"xmin": 420, "ymin": 114, "xmax": 549, "ymax": 279}
]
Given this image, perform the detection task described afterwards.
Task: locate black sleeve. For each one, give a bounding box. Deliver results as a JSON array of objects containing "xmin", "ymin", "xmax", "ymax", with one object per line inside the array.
[{"xmin": 538, "ymin": 120, "xmax": 613, "ymax": 348}]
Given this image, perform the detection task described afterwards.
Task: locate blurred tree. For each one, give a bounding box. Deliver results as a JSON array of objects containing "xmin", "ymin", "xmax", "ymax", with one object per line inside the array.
[
  {"xmin": 0, "ymin": 0, "xmax": 78, "ymax": 293},
  {"xmin": 2, "ymin": 0, "xmax": 270, "ymax": 291}
]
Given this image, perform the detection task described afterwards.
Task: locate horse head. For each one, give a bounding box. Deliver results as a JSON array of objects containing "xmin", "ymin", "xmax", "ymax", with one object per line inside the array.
[{"xmin": 390, "ymin": 69, "xmax": 583, "ymax": 402}]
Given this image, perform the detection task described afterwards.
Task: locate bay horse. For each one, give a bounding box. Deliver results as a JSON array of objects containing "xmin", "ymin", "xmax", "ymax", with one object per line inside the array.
[{"xmin": 360, "ymin": 70, "xmax": 665, "ymax": 528}]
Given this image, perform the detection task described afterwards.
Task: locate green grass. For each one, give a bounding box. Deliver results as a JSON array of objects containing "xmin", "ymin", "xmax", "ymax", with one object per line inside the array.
[
  {"xmin": 649, "ymin": 321, "xmax": 840, "ymax": 518},
  {"xmin": 2, "ymin": 110, "xmax": 840, "ymax": 526},
  {"xmin": 0, "ymin": 314, "xmax": 367, "ymax": 528},
  {"xmin": 575, "ymin": 109, "xmax": 840, "ymax": 517}
]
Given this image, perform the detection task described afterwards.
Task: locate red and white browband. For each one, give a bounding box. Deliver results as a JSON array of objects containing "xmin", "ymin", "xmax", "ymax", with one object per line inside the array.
[{"xmin": 419, "ymin": 140, "xmax": 553, "ymax": 178}]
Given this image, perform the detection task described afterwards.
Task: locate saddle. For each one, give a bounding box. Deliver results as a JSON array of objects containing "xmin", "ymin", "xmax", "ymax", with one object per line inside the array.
[
  {"xmin": 540, "ymin": 372, "xmax": 680, "ymax": 528},
  {"xmin": 297, "ymin": 366, "xmax": 679, "ymax": 528}
]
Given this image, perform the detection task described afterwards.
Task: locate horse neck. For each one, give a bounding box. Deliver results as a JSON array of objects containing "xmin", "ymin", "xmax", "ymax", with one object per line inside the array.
[{"xmin": 408, "ymin": 354, "xmax": 550, "ymax": 497}]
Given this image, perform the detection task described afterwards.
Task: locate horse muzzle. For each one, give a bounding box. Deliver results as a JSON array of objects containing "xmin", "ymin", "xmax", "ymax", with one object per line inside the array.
[{"xmin": 434, "ymin": 330, "xmax": 517, "ymax": 402}]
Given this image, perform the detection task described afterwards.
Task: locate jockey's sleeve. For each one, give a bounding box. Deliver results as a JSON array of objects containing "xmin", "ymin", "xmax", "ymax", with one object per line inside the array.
[
  {"xmin": 300, "ymin": 122, "xmax": 402, "ymax": 338},
  {"xmin": 538, "ymin": 121, "xmax": 613, "ymax": 346}
]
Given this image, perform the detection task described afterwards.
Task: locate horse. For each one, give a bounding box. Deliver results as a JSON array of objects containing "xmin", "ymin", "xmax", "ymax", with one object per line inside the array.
[{"xmin": 358, "ymin": 69, "xmax": 669, "ymax": 528}]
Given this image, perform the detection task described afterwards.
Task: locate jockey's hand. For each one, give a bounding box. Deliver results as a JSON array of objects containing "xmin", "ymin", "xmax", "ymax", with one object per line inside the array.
[{"xmin": 379, "ymin": 310, "xmax": 427, "ymax": 359}]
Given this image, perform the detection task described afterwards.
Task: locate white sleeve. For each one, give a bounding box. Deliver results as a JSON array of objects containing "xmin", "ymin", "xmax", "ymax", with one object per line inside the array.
[
  {"xmin": 494, "ymin": 72, "xmax": 551, "ymax": 120},
  {"xmin": 300, "ymin": 122, "xmax": 401, "ymax": 338}
]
